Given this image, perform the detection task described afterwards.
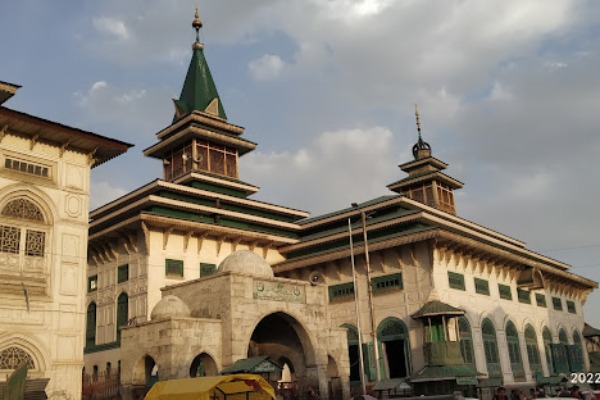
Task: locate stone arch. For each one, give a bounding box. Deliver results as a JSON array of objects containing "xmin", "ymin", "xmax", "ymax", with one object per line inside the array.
[
  {"xmin": 377, "ymin": 317, "xmax": 410, "ymax": 378},
  {"xmin": 0, "ymin": 186, "xmax": 56, "ymax": 225},
  {"xmin": 326, "ymin": 354, "xmax": 343, "ymax": 400},
  {"xmin": 189, "ymin": 352, "xmax": 218, "ymax": 377},
  {"xmin": 247, "ymin": 311, "xmax": 317, "ymax": 387},
  {"xmin": 0, "ymin": 334, "xmax": 49, "ymax": 374},
  {"xmin": 481, "ymin": 318, "xmax": 501, "ymax": 378},
  {"xmin": 571, "ymin": 330, "xmax": 585, "ymax": 372},
  {"xmin": 505, "ymin": 320, "xmax": 525, "ymax": 380},
  {"xmin": 131, "ymin": 354, "xmax": 159, "ymax": 387}
]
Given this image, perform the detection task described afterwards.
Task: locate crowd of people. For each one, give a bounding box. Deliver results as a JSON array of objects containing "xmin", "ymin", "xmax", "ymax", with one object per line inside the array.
[{"xmin": 492, "ymin": 385, "xmax": 596, "ymax": 400}]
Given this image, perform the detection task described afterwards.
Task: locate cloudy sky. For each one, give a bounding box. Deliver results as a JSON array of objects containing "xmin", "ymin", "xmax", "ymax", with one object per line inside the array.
[{"xmin": 2, "ymin": 1, "xmax": 599, "ymax": 328}]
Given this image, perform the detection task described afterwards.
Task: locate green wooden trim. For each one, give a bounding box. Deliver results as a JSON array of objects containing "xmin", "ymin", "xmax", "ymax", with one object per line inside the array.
[
  {"xmin": 166, "ymin": 259, "xmax": 184, "ymax": 277},
  {"xmin": 328, "ymin": 282, "xmax": 354, "ymax": 302},
  {"xmin": 517, "ymin": 288, "xmax": 531, "ymax": 304},
  {"xmin": 552, "ymin": 297, "xmax": 563, "ymax": 311},
  {"xmin": 474, "ymin": 277, "xmax": 490, "ymax": 295},
  {"xmin": 200, "ymin": 263, "xmax": 216, "ymax": 277},
  {"xmin": 372, "ymin": 273, "xmax": 403, "ymax": 292},
  {"xmin": 190, "ymin": 181, "xmax": 248, "ymax": 198},
  {"xmin": 498, "ymin": 284, "xmax": 512, "ymax": 300},
  {"xmin": 448, "ymin": 271, "xmax": 465, "ymax": 290},
  {"xmin": 535, "ymin": 293, "xmax": 547, "ymax": 307},
  {"xmin": 84, "ymin": 340, "xmax": 121, "ymax": 354},
  {"xmin": 117, "ymin": 264, "xmax": 129, "ymax": 283}
]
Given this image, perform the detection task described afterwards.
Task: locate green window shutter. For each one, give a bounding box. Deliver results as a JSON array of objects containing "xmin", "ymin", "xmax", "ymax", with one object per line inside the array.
[
  {"xmin": 165, "ymin": 259, "xmax": 184, "ymax": 277},
  {"xmin": 200, "ymin": 263, "xmax": 217, "ymax": 277},
  {"xmin": 550, "ymin": 344, "xmax": 569, "ymax": 373},
  {"xmin": 328, "ymin": 282, "xmax": 355, "ymax": 302},
  {"xmin": 498, "ymin": 284, "xmax": 512, "ymax": 300},
  {"xmin": 517, "ymin": 288, "xmax": 531, "ymax": 304},
  {"xmin": 535, "ymin": 293, "xmax": 547, "ymax": 307},
  {"xmin": 117, "ymin": 264, "xmax": 129, "ymax": 283},
  {"xmin": 552, "ymin": 297, "xmax": 563, "ymax": 311},
  {"xmin": 448, "ymin": 272, "xmax": 465, "ymax": 290},
  {"xmin": 116, "ymin": 293, "xmax": 128, "ymax": 342},
  {"xmin": 372, "ymin": 273, "xmax": 403, "ymax": 292},
  {"xmin": 474, "ymin": 278, "xmax": 490, "ymax": 295},
  {"xmin": 88, "ymin": 275, "xmax": 98, "ymax": 292},
  {"xmin": 86, "ymin": 303, "xmax": 97, "ymax": 347},
  {"xmin": 363, "ymin": 342, "xmax": 376, "ymax": 381},
  {"xmin": 567, "ymin": 345, "xmax": 584, "ymax": 372},
  {"xmin": 566, "ymin": 300, "xmax": 576, "ymax": 314}
]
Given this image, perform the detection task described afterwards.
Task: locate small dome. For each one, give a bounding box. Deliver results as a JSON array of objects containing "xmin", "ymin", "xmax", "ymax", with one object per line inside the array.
[
  {"xmin": 218, "ymin": 250, "xmax": 274, "ymax": 278},
  {"xmin": 151, "ymin": 295, "xmax": 191, "ymax": 320}
]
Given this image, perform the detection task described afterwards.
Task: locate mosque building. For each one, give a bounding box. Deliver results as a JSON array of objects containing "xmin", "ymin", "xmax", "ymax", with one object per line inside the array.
[{"xmin": 83, "ymin": 9, "xmax": 598, "ymax": 400}]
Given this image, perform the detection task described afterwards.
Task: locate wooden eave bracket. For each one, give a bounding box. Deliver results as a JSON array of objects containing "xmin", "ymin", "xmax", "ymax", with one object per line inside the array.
[
  {"xmin": 163, "ymin": 227, "xmax": 174, "ymax": 250},
  {"xmin": 216, "ymin": 235, "xmax": 226, "ymax": 256},
  {"xmin": 231, "ymin": 237, "xmax": 241, "ymax": 253},
  {"xmin": 0, "ymin": 124, "xmax": 8, "ymax": 142},
  {"xmin": 87, "ymin": 147, "xmax": 98, "ymax": 166},
  {"xmin": 140, "ymin": 221, "xmax": 151, "ymax": 253},
  {"xmin": 197, "ymin": 232, "xmax": 208, "ymax": 254},
  {"xmin": 262, "ymin": 242, "xmax": 273, "ymax": 259},
  {"xmin": 59, "ymin": 141, "xmax": 71, "ymax": 158},
  {"xmin": 183, "ymin": 231, "xmax": 194, "ymax": 252},
  {"xmin": 30, "ymin": 134, "xmax": 39, "ymax": 150}
]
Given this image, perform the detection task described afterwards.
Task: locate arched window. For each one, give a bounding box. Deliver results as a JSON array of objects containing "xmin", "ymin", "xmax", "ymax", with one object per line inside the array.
[
  {"xmin": 116, "ymin": 293, "xmax": 128, "ymax": 342},
  {"xmin": 86, "ymin": 302, "xmax": 97, "ymax": 347},
  {"xmin": 542, "ymin": 327, "xmax": 553, "ymax": 375},
  {"xmin": 458, "ymin": 317, "xmax": 475, "ymax": 367},
  {"xmin": 0, "ymin": 346, "xmax": 35, "ymax": 370},
  {"xmin": 524, "ymin": 325, "xmax": 542, "ymax": 376},
  {"xmin": 559, "ymin": 329, "xmax": 568, "ymax": 345},
  {"xmin": 341, "ymin": 324, "xmax": 361, "ymax": 382},
  {"xmin": 506, "ymin": 321, "xmax": 525, "ymax": 380},
  {"xmin": 482, "ymin": 318, "xmax": 501, "ymax": 377},
  {"xmin": 377, "ymin": 318, "xmax": 410, "ymax": 378},
  {"xmin": 0, "ymin": 198, "xmax": 48, "ymax": 273}
]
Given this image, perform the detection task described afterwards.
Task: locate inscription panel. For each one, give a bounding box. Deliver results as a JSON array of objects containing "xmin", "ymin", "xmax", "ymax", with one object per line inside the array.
[{"xmin": 253, "ymin": 280, "xmax": 305, "ymax": 304}]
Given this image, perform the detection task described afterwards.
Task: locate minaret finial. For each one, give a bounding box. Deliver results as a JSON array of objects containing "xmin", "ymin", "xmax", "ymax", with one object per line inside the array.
[
  {"xmin": 192, "ymin": 5, "xmax": 204, "ymax": 50},
  {"xmin": 415, "ymin": 103, "xmax": 422, "ymax": 139},
  {"xmin": 412, "ymin": 104, "xmax": 431, "ymax": 159}
]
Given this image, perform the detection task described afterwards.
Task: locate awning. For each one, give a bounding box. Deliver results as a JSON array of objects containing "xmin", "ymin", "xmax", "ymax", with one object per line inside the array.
[
  {"xmin": 583, "ymin": 324, "xmax": 600, "ymax": 338},
  {"xmin": 409, "ymin": 364, "xmax": 483, "ymax": 383},
  {"xmin": 144, "ymin": 374, "xmax": 276, "ymax": 400},
  {"xmin": 372, "ymin": 378, "xmax": 412, "ymax": 392},
  {"xmin": 411, "ymin": 300, "xmax": 465, "ymax": 319},
  {"xmin": 221, "ymin": 356, "xmax": 282, "ymax": 375},
  {"xmin": 535, "ymin": 375, "xmax": 568, "ymax": 385}
]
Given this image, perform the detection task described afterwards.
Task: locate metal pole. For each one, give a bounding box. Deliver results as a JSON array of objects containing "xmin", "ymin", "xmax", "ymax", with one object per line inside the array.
[
  {"xmin": 359, "ymin": 209, "xmax": 381, "ymax": 382},
  {"xmin": 348, "ymin": 218, "xmax": 367, "ymax": 395}
]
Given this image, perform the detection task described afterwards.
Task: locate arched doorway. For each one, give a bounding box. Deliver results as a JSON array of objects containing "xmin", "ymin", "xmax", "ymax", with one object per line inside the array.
[
  {"xmin": 377, "ymin": 318, "xmax": 410, "ymax": 379},
  {"xmin": 189, "ymin": 353, "xmax": 218, "ymax": 377},
  {"xmin": 248, "ymin": 312, "xmax": 315, "ymax": 396},
  {"xmin": 340, "ymin": 324, "xmax": 361, "ymax": 382},
  {"xmin": 132, "ymin": 355, "xmax": 158, "ymax": 388},
  {"xmin": 481, "ymin": 318, "xmax": 501, "ymax": 378}
]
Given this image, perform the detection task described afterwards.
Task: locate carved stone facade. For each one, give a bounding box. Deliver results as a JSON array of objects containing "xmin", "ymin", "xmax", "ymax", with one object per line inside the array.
[{"xmin": 0, "ymin": 83, "xmax": 130, "ymax": 399}]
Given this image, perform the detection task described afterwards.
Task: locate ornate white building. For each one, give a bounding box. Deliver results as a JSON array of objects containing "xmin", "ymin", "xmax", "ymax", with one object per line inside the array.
[{"xmin": 0, "ymin": 81, "xmax": 131, "ymax": 399}]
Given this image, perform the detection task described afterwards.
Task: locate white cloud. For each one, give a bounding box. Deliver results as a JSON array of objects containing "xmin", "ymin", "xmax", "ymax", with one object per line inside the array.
[
  {"xmin": 93, "ymin": 16, "xmax": 129, "ymax": 40},
  {"xmin": 249, "ymin": 54, "xmax": 286, "ymax": 81},
  {"xmin": 90, "ymin": 181, "xmax": 128, "ymax": 210}
]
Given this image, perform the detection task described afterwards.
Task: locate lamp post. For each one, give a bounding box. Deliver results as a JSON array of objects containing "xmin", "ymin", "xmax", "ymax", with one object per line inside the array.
[
  {"xmin": 348, "ymin": 218, "xmax": 367, "ymax": 395},
  {"xmin": 352, "ymin": 203, "xmax": 381, "ymax": 382}
]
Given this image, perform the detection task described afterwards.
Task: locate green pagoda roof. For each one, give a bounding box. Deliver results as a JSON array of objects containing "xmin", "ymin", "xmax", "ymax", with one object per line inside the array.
[
  {"xmin": 173, "ymin": 10, "xmax": 227, "ymax": 121},
  {"xmin": 409, "ymin": 364, "xmax": 483, "ymax": 383},
  {"xmin": 221, "ymin": 356, "xmax": 281, "ymax": 375},
  {"xmin": 411, "ymin": 300, "xmax": 465, "ymax": 319}
]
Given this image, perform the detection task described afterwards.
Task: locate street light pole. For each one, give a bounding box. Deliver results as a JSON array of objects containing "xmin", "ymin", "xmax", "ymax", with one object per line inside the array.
[
  {"xmin": 348, "ymin": 218, "xmax": 367, "ymax": 395},
  {"xmin": 353, "ymin": 204, "xmax": 381, "ymax": 382}
]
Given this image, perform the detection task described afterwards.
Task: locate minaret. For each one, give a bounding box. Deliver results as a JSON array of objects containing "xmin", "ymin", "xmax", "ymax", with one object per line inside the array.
[
  {"xmin": 144, "ymin": 8, "xmax": 257, "ymax": 192},
  {"xmin": 387, "ymin": 106, "xmax": 463, "ymax": 214}
]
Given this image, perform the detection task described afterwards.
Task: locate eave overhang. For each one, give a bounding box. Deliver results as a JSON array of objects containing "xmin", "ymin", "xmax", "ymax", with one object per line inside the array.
[
  {"xmin": 387, "ymin": 171, "xmax": 464, "ymax": 192},
  {"xmin": 0, "ymin": 107, "xmax": 132, "ymax": 167},
  {"xmin": 399, "ymin": 156, "xmax": 448, "ymax": 172},
  {"xmin": 0, "ymin": 81, "xmax": 20, "ymax": 105},
  {"xmin": 172, "ymin": 172, "xmax": 260, "ymax": 196}
]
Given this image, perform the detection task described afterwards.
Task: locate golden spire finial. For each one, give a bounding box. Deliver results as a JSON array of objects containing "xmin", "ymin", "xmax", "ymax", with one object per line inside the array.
[
  {"xmin": 192, "ymin": 4, "xmax": 204, "ymax": 50},
  {"xmin": 415, "ymin": 103, "xmax": 422, "ymax": 139}
]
